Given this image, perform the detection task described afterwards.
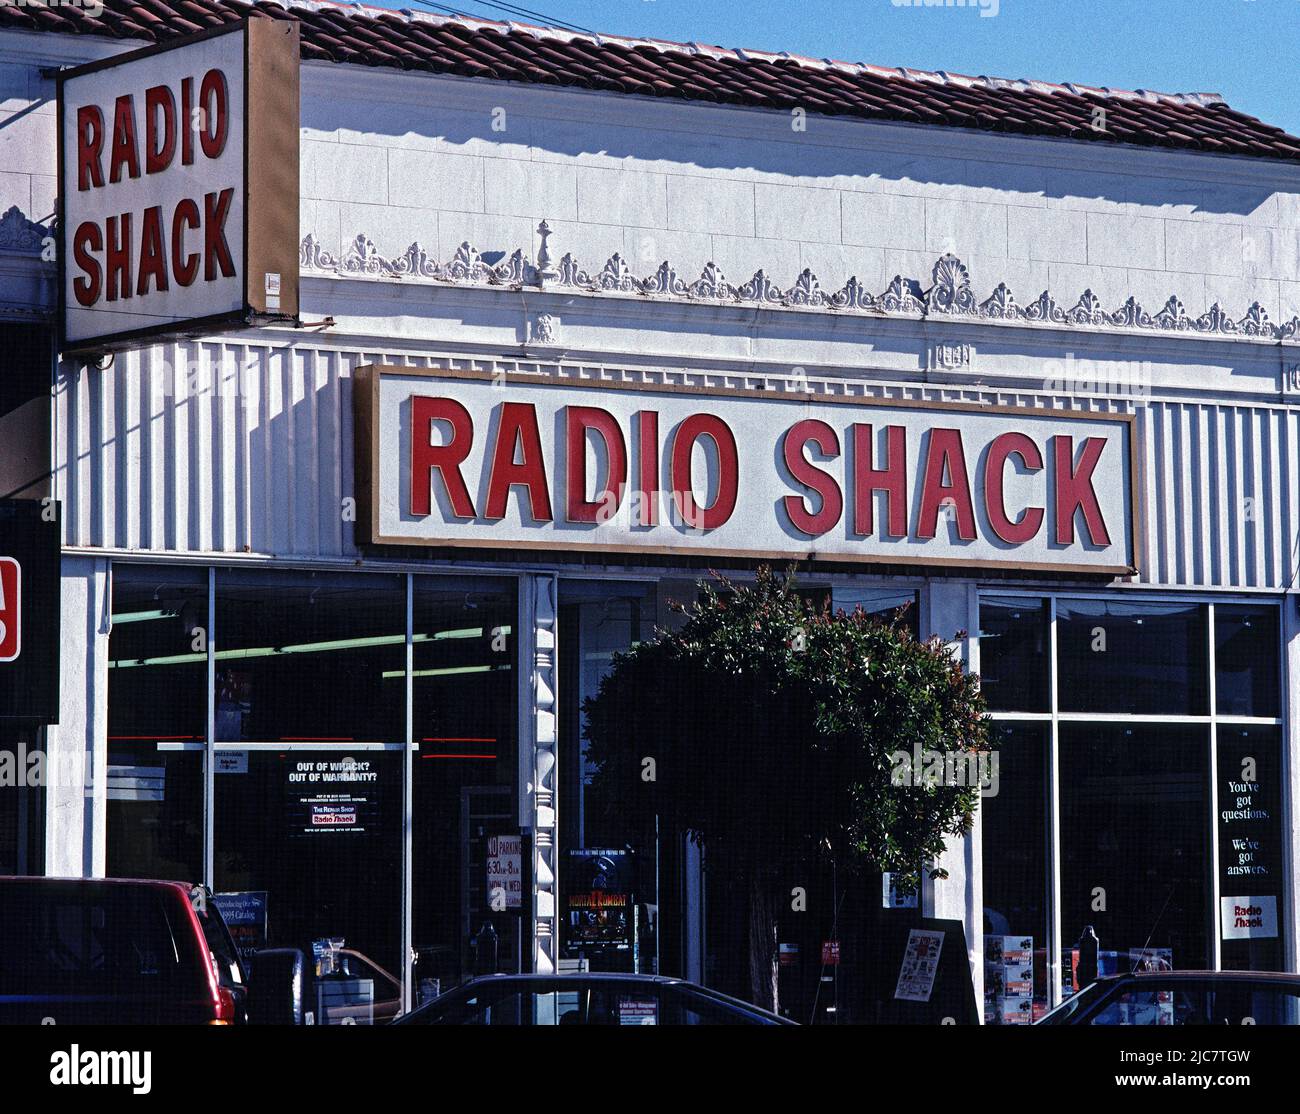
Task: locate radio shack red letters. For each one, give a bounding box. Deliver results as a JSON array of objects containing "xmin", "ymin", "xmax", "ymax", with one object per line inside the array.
[
  {"xmin": 409, "ymin": 398, "xmax": 1113, "ymax": 548},
  {"xmin": 69, "ymin": 67, "xmax": 235, "ymax": 308}
]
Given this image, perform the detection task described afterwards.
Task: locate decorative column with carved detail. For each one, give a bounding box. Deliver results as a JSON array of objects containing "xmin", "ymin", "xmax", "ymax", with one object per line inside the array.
[{"xmin": 523, "ymin": 573, "xmax": 560, "ymax": 973}]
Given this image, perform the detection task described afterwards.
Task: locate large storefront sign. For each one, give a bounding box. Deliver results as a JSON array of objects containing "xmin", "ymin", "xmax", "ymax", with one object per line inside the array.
[
  {"xmin": 0, "ymin": 499, "xmax": 60, "ymax": 722},
  {"xmin": 57, "ymin": 18, "xmax": 300, "ymax": 352},
  {"xmin": 356, "ymin": 367, "xmax": 1138, "ymax": 574}
]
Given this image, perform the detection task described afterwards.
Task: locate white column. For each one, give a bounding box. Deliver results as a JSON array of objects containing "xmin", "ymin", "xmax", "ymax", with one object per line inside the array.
[
  {"xmin": 520, "ymin": 573, "xmax": 559, "ymax": 973},
  {"xmin": 920, "ymin": 578, "xmax": 984, "ymax": 1010},
  {"xmin": 45, "ymin": 555, "xmax": 109, "ymax": 878}
]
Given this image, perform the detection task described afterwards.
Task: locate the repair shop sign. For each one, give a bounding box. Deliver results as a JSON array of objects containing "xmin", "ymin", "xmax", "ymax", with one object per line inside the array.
[
  {"xmin": 58, "ymin": 17, "xmax": 300, "ymax": 352},
  {"xmin": 0, "ymin": 499, "xmax": 60, "ymax": 722}
]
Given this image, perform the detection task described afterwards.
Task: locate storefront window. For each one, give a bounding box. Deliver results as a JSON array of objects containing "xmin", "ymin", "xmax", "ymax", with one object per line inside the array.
[
  {"xmin": 979, "ymin": 592, "xmax": 1283, "ymax": 1010},
  {"xmin": 215, "ymin": 747, "xmax": 405, "ymax": 1019},
  {"xmin": 981, "ymin": 722, "xmax": 1050, "ymax": 1024},
  {"xmin": 1217, "ymin": 725, "xmax": 1284, "ymax": 972},
  {"xmin": 559, "ymin": 581, "xmax": 658, "ymax": 975},
  {"xmin": 107, "ymin": 565, "xmax": 208, "ymax": 882},
  {"xmin": 978, "ymin": 597, "xmax": 1049, "ymax": 712},
  {"xmin": 1215, "ymin": 605, "xmax": 1280, "ymax": 718},
  {"xmin": 212, "ymin": 569, "xmax": 406, "ymax": 1021},
  {"xmin": 831, "ymin": 586, "xmax": 920, "ymax": 637},
  {"xmin": 1059, "ymin": 724, "xmax": 1209, "ymax": 987},
  {"xmin": 1056, "ymin": 599, "xmax": 1207, "ymax": 715},
  {"xmin": 104, "ymin": 564, "xmax": 523, "ymax": 1017},
  {"xmin": 213, "ymin": 569, "xmax": 405, "ymax": 744},
  {"xmin": 411, "ymin": 575, "xmax": 519, "ymax": 999}
]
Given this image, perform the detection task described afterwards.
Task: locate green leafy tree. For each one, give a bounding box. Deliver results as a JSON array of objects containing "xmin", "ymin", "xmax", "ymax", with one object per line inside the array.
[{"xmin": 583, "ymin": 567, "xmax": 989, "ymax": 1013}]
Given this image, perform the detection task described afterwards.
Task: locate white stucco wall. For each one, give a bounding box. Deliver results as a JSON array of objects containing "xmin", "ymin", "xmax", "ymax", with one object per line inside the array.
[
  {"xmin": 5, "ymin": 26, "xmax": 1300, "ymax": 332},
  {"xmin": 293, "ymin": 62, "xmax": 1300, "ymax": 330}
]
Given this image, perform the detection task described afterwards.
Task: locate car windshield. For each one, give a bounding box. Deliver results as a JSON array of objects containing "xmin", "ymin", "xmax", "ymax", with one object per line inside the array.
[
  {"xmin": 399, "ymin": 980, "xmax": 775, "ymax": 1025},
  {"xmin": 1036, "ymin": 980, "xmax": 1113, "ymax": 1024}
]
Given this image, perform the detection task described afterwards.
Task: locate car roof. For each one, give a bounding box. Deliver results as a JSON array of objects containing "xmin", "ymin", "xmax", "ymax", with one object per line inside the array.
[
  {"xmin": 0, "ymin": 875, "xmax": 198, "ymax": 890},
  {"xmin": 1102, "ymin": 970, "xmax": 1300, "ymax": 984},
  {"xmin": 456, "ymin": 972, "xmax": 687, "ymax": 985},
  {"xmin": 412, "ymin": 971, "xmax": 795, "ymax": 1022}
]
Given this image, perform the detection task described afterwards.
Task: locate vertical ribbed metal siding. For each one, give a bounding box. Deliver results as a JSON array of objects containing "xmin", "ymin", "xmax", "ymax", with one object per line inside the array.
[
  {"xmin": 54, "ymin": 339, "xmax": 427, "ymax": 560},
  {"xmin": 1135, "ymin": 399, "xmax": 1298, "ymax": 590},
  {"xmin": 54, "ymin": 340, "xmax": 1300, "ymax": 590}
]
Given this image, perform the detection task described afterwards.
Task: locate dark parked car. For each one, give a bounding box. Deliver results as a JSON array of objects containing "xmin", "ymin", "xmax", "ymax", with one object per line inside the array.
[
  {"xmin": 0, "ymin": 876, "xmax": 301, "ymax": 1025},
  {"xmin": 392, "ymin": 972, "xmax": 796, "ymax": 1026},
  {"xmin": 1037, "ymin": 971, "xmax": 1300, "ymax": 1025}
]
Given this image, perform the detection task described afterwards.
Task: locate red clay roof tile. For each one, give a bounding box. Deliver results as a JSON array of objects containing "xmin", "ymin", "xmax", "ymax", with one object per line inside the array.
[{"xmin": 5, "ymin": 0, "xmax": 1295, "ymax": 162}]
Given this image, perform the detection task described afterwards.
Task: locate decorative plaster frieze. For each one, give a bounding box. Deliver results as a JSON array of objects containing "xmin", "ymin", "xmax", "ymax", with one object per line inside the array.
[
  {"xmin": 529, "ymin": 313, "xmax": 561, "ymax": 345},
  {"xmin": 0, "ymin": 206, "xmax": 49, "ymax": 254},
  {"xmin": 300, "ymin": 232, "xmax": 1300, "ymax": 343}
]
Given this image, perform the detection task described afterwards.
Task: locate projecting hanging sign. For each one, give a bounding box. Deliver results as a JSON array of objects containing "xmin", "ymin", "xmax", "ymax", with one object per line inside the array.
[
  {"xmin": 355, "ymin": 367, "xmax": 1139, "ymax": 575},
  {"xmin": 57, "ymin": 17, "xmax": 300, "ymax": 353}
]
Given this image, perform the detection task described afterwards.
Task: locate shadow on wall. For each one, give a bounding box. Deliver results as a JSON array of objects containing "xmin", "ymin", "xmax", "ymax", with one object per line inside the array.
[{"xmin": 306, "ymin": 78, "xmax": 1280, "ymax": 220}]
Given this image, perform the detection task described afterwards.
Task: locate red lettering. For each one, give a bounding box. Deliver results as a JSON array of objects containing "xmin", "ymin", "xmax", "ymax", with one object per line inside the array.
[
  {"xmin": 669, "ymin": 414, "xmax": 738, "ymax": 531},
  {"xmin": 198, "ymin": 69, "xmax": 229, "ymax": 160},
  {"xmin": 1053, "ymin": 435, "xmax": 1111, "ymax": 546},
  {"xmin": 852, "ymin": 423, "xmax": 907, "ymax": 538},
  {"xmin": 203, "ymin": 189, "xmax": 235, "ymax": 281},
  {"xmin": 104, "ymin": 213, "xmax": 131, "ymax": 302},
  {"xmin": 484, "ymin": 402, "xmax": 552, "ymax": 522},
  {"xmin": 410, "ymin": 396, "xmax": 475, "ymax": 519},
  {"xmin": 565, "ymin": 406, "xmax": 627, "ymax": 524},
  {"xmin": 984, "ymin": 432, "xmax": 1044, "ymax": 544},
  {"xmin": 781, "ymin": 419, "xmax": 842, "ymax": 537},
  {"xmin": 72, "ymin": 221, "xmax": 102, "ymax": 307},
  {"xmin": 635, "ymin": 410, "xmax": 659, "ymax": 527},
  {"xmin": 108, "ymin": 94, "xmax": 140, "ymax": 184},
  {"xmin": 136, "ymin": 205, "xmax": 168, "ymax": 296},
  {"xmin": 144, "ymin": 85, "xmax": 177, "ymax": 174},
  {"xmin": 917, "ymin": 428, "xmax": 976, "ymax": 541},
  {"xmin": 181, "ymin": 76, "xmax": 194, "ymax": 165},
  {"xmin": 171, "ymin": 198, "xmax": 201, "ymax": 287},
  {"xmin": 76, "ymin": 105, "xmax": 104, "ymax": 191}
]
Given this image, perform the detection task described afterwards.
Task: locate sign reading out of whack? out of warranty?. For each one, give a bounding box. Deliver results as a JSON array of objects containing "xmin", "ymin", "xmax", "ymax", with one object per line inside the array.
[{"xmin": 57, "ymin": 17, "xmax": 300, "ymax": 353}]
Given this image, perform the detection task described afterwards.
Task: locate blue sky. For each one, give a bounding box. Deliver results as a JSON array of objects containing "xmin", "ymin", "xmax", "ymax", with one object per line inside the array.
[{"xmin": 371, "ymin": 0, "xmax": 1300, "ymax": 137}]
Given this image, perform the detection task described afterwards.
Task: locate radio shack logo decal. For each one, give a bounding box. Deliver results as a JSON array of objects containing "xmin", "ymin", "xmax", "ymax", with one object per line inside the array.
[{"xmin": 0, "ymin": 557, "xmax": 20, "ymax": 663}]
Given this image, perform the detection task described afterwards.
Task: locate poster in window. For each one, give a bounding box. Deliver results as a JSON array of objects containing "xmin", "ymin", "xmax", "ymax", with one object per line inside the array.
[
  {"xmin": 894, "ymin": 928, "xmax": 944, "ymax": 1002},
  {"xmin": 284, "ymin": 756, "xmax": 381, "ymax": 836}
]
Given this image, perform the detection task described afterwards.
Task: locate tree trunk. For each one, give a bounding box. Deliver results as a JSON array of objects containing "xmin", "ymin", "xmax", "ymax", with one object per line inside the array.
[{"xmin": 747, "ymin": 873, "xmax": 780, "ymax": 1015}]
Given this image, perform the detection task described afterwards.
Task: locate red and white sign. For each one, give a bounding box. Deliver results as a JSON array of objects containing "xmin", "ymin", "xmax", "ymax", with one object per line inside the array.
[
  {"xmin": 357, "ymin": 368, "xmax": 1138, "ymax": 574},
  {"xmin": 486, "ymin": 833, "xmax": 523, "ymax": 909},
  {"xmin": 0, "ymin": 557, "xmax": 19, "ymax": 663},
  {"xmin": 58, "ymin": 19, "xmax": 299, "ymax": 351},
  {"xmin": 1221, "ymin": 895, "xmax": 1278, "ymax": 940}
]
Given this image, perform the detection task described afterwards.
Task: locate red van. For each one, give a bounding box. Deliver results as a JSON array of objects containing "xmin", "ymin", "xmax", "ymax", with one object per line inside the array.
[{"xmin": 0, "ymin": 877, "xmax": 299, "ymax": 1025}]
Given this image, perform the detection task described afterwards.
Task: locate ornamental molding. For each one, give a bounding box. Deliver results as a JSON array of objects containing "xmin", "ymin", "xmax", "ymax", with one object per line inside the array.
[
  {"xmin": 0, "ymin": 206, "xmax": 49, "ymax": 254},
  {"xmin": 300, "ymin": 229, "xmax": 1300, "ymax": 344}
]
